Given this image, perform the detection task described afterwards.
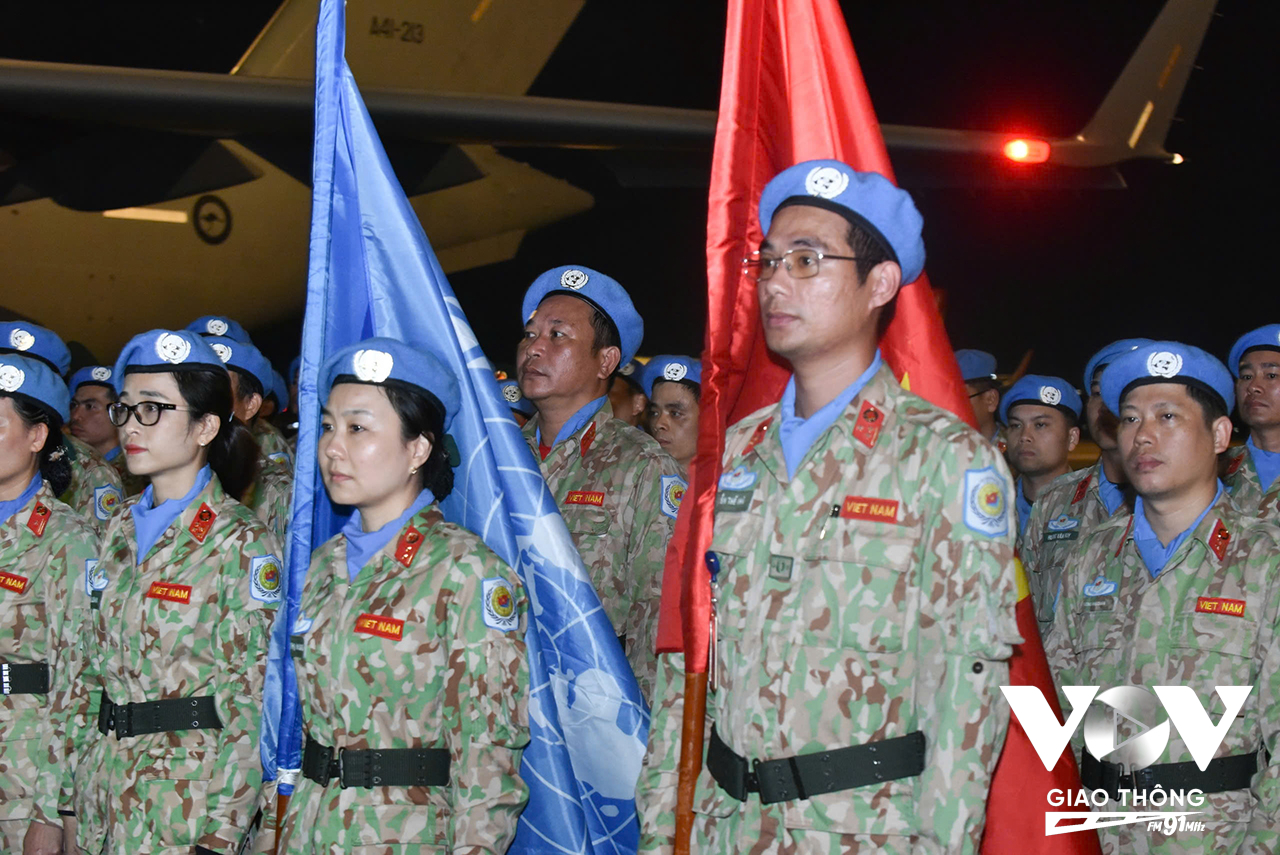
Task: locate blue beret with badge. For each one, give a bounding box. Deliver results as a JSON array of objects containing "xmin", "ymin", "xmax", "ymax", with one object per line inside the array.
[
  {"xmin": 0, "ymin": 321, "xmax": 72, "ymax": 376},
  {"xmin": 204, "ymin": 335, "xmax": 274, "ymax": 395},
  {"xmin": 640, "ymin": 354, "xmax": 702, "ymax": 399},
  {"xmin": 954, "ymin": 349, "xmax": 997, "ymax": 382},
  {"xmin": 186, "ymin": 315, "xmax": 252, "ymax": 344},
  {"xmin": 999, "ymin": 374, "xmax": 1083, "ymax": 424},
  {"xmin": 0, "ymin": 352, "xmax": 71, "ymax": 423},
  {"xmin": 758, "ymin": 159, "xmax": 926, "ymax": 285},
  {"xmin": 113, "ymin": 329, "xmax": 228, "ymax": 393},
  {"xmin": 1082, "ymin": 338, "xmax": 1153, "ymax": 392},
  {"xmin": 69, "ymin": 365, "xmax": 117, "ymax": 395},
  {"xmin": 1227, "ymin": 324, "xmax": 1280, "ymax": 378},
  {"xmin": 520, "ymin": 265, "xmax": 644, "ymax": 367},
  {"xmin": 497, "ymin": 378, "xmax": 535, "ymax": 417},
  {"xmin": 320, "ymin": 337, "xmax": 461, "ymax": 432},
  {"xmin": 1100, "ymin": 341, "xmax": 1234, "ymax": 416}
]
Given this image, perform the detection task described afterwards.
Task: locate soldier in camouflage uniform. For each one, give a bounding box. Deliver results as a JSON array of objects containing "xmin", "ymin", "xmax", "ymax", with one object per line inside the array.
[
  {"xmin": 1045, "ymin": 341, "xmax": 1280, "ymax": 854},
  {"xmin": 638, "ymin": 160, "xmax": 1021, "ymax": 853},
  {"xmin": 1021, "ymin": 339, "xmax": 1149, "ymax": 634},
  {"xmin": 68, "ymin": 365, "xmax": 149, "ymax": 498},
  {"xmin": 516, "ymin": 265, "xmax": 684, "ymax": 702},
  {"xmin": 277, "ymin": 339, "xmax": 528, "ymax": 853},
  {"xmin": 956, "ymin": 349, "xmax": 1006, "ymax": 454},
  {"xmin": 0, "ymin": 355, "xmax": 99, "ymax": 853},
  {"xmin": 1000, "ymin": 374, "xmax": 1082, "ymax": 539},
  {"xmin": 30, "ymin": 330, "xmax": 280, "ymax": 855},
  {"xmin": 1222, "ymin": 324, "xmax": 1280, "ymax": 519}
]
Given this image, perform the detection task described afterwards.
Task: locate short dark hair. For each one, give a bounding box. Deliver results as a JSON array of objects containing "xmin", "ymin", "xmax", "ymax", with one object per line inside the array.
[
  {"xmin": 588, "ymin": 306, "xmax": 621, "ymax": 355},
  {"xmin": 173, "ymin": 369, "xmax": 260, "ymax": 500},
  {"xmin": 4, "ymin": 395, "xmax": 72, "ymax": 496},
  {"xmin": 653, "ymin": 378, "xmax": 701, "ymax": 402},
  {"xmin": 1185, "ymin": 384, "xmax": 1228, "ymax": 430},
  {"xmin": 230, "ymin": 368, "xmax": 265, "ymax": 404},
  {"xmin": 384, "ymin": 384, "xmax": 454, "ymax": 501},
  {"xmin": 847, "ymin": 223, "xmax": 892, "ymax": 284},
  {"xmin": 968, "ymin": 378, "xmax": 1001, "ymax": 396}
]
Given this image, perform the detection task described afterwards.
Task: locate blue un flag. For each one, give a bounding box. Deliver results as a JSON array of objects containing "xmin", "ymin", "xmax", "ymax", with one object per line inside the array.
[{"xmin": 259, "ymin": 0, "xmax": 649, "ymax": 851}]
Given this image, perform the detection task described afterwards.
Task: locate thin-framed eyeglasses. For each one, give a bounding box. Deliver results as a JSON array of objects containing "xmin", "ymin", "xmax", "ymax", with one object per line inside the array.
[
  {"xmin": 742, "ymin": 248, "xmax": 860, "ymax": 282},
  {"xmin": 108, "ymin": 401, "xmax": 192, "ymax": 427}
]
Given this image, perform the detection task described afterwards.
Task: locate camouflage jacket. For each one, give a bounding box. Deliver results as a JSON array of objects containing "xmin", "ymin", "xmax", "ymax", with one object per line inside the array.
[
  {"xmin": 1044, "ymin": 492, "xmax": 1280, "ymax": 853},
  {"xmin": 638, "ymin": 363, "xmax": 1022, "ymax": 854},
  {"xmin": 253, "ymin": 418, "xmax": 294, "ymax": 469},
  {"xmin": 107, "ymin": 449, "xmax": 149, "ymax": 498},
  {"xmin": 60, "ymin": 433, "xmax": 124, "ymax": 536},
  {"xmin": 0, "ymin": 483, "xmax": 98, "ymax": 830},
  {"xmin": 1021, "ymin": 462, "xmax": 1132, "ymax": 635},
  {"xmin": 50, "ymin": 474, "xmax": 281, "ymax": 854},
  {"xmin": 522, "ymin": 405, "xmax": 683, "ymax": 702},
  {"xmin": 276, "ymin": 504, "xmax": 529, "ymax": 854},
  {"xmin": 242, "ymin": 451, "xmax": 293, "ymax": 543},
  {"xmin": 1222, "ymin": 444, "xmax": 1280, "ymax": 521}
]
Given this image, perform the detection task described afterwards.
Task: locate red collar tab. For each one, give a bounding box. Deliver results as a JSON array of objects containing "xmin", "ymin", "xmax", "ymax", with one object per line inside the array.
[
  {"xmin": 538, "ymin": 442, "xmax": 551, "ymax": 461},
  {"xmin": 188, "ymin": 503, "xmax": 217, "ymax": 542},
  {"xmin": 853, "ymin": 401, "xmax": 884, "ymax": 448},
  {"xmin": 579, "ymin": 421, "xmax": 597, "ymax": 457},
  {"xmin": 1072, "ymin": 475, "xmax": 1092, "ymax": 505},
  {"xmin": 26, "ymin": 502, "xmax": 51, "ymax": 538},
  {"xmin": 1226, "ymin": 453, "xmax": 1244, "ymax": 476},
  {"xmin": 1208, "ymin": 519, "xmax": 1230, "ymax": 562},
  {"xmin": 395, "ymin": 525, "xmax": 423, "ymax": 567},
  {"xmin": 742, "ymin": 417, "xmax": 772, "ymax": 457}
]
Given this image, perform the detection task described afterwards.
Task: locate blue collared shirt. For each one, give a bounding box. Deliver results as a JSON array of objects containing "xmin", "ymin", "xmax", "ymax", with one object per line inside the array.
[
  {"xmin": 1097, "ymin": 470, "xmax": 1126, "ymax": 516},
  {"xmin": 1015, "ymin": 478, "xmax": 1033, "ymax": 533},
  {"xmin": 537, "ymin": 396, "xmax": 609, "ymax": 449},
  {"xmin": 342, "ymin": 489, "xmax": 435, "ymax": 582},
  {"xmin": 778, "ymin": 351, "xmax": 884, "ymax": 480},
  {"xmin": 1133, "ymin": 482, "xmax": 1223, "ymax": 578},
  {"xmin": 132, "ymin": 465, "xmax": 213, "ymax": 564},
  {"xmin": 104, "ymin": 446, "xmax": 122, "ymax": 462},
  {"xmin": 1248, "ymin": 436, "xmax": 1280, "ymax": 494},
  {"xmin": 0, "ymin": 474, "xmax": 42, "ymax": 526}
]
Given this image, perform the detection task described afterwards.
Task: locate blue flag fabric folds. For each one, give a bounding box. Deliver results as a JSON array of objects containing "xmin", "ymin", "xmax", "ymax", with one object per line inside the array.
[{"xmin": 259, "ymin": 1, "xmax": 648, "ymax": 851}]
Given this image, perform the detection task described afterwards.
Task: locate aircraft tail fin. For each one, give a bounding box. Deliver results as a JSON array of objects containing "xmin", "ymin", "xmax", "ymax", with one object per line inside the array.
[{"xmin": 1072, "ymin": 0, "xmax": 1217, "ymax": 162}]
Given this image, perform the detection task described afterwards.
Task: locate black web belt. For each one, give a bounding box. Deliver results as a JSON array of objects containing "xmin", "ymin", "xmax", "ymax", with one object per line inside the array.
[
  {"xmin": 97, "ymin": 691, "xmax": 222, "ymax": 739},
  {"xmin": 1081, "ymin": 748, "xmax": 1258, "ymax": 801},
  {"xmin": 706, "ymin": 725, "xmax": 926, "ymax": 804},
  {"xmin": 1, "ymin": 661, "xmax": 50, "ymax": 694},
  {"xmin": 302, "ymin": 734, "xmax": 451, "ymax": 789}
]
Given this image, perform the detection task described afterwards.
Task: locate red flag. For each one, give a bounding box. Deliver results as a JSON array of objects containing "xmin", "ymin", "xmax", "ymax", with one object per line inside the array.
[{"xmin": 654, "ymin": 1, "xmax": 1100, "ymax": 852}]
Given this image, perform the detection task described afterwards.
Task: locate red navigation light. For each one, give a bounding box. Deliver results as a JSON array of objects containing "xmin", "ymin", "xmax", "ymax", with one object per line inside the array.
[{"xmin": 1003, "ymin": 138, "xmax": 1051, "ymax": 164}]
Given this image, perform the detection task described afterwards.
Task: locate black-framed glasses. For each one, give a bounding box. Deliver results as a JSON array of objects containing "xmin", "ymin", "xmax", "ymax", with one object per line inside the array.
[
  {"xmin": 742, "ymin": 248, "xmax": 860, "ymax": 282},
  {"xmin": 108, "ymin": 401, "xmax": 191, "ymax": 427}
]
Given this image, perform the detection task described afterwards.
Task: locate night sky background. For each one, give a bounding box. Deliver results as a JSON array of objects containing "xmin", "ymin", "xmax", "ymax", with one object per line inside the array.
[{"xmin": 1, "ymin": 1, "xmax": 1276, "ymax": 385}]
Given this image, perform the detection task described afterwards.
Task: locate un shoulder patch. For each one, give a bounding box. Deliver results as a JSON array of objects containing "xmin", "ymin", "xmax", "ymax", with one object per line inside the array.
[
  {"xmin": 93, "ymin": 484, "xmax": 122, "ymax": 521},
  {"xmin": 268, "ymin": 452, "xmax": 289, "ymax": 466},
  {"xmin": 963, "ymin": 466, "xmax": 1008, "ymax": 537},
  {"xmin": 482, "ymin": 577, "xmax": 519, "ymax": 632},
  {"xmin": 660, "ymin": 474, "xmax": 687, "ymax": 520},
  {"xmin": 250, "ymin": 554, "xmax": 283, "ymax": 604}
]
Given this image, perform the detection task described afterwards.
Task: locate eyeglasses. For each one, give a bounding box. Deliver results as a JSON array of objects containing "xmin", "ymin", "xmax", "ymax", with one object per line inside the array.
[
  {"xmin": 108, "ymin": 401, "xmax": 191, "ymax": 427},
  {"xmin": 742, "ymin": 248, "xmax": 860, "ymax": 282}
]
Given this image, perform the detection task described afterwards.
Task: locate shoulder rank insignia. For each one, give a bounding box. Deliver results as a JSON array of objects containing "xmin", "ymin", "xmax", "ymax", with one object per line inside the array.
[
  {"xmin": 1071, "ymin": 475, "xmax": 1091, "ymax": 505},
  {"xmin": 579, "ymin": 421, "xmax": 597, "ymax": 457},
  {"xmin": 742, "ymin": 417, "xmax": 772, "ymax": 457},
  {"xmin": 853, "ymin": 401, "xmax": 883, "ymax": 448},
  {"xmin": 395, "ymin": 525, "xmax": 423, "ymax": 567},
  {"xmin": 188, "ymin": 503, "xmax": 216, "ymax": 542},
  {"xmin": 1208, "ymin": 520, "xmax": 1230, "ymax": 561},
  {"xmin": 26, "ymin": 502, "xmax": 50, "ymax": 537},
  {"xmin": 1225, "ymin": 453, "xmax": 1244, "ymax": 476}
]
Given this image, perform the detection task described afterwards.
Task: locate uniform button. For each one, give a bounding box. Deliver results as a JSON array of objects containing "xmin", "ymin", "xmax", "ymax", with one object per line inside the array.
[{"xmin": 972, "ymin": 662, "xmax": 984, "ymax": 674}]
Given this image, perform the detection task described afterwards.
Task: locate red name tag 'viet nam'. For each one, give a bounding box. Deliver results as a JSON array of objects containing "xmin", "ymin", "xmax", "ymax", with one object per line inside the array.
[
  {"xmin": 840, "ymin": 496, "xmax": 900, "ymax": 524},
  {"xmin": 146, "ymin": 582, "xmax": 192, "ymax": 605},
  {"xmin": 0, "ymin": 572, "xmax": 29, "ymax": 594},
  {"xmin": 1196, "ymin": 597, "xmax": 1245, "ymax": 617},
  {"xmin": 564, "ymin": 491, "xmax": 605, "ymax": 507},
  {"xmin": 355, "ymin": 613, "xmax": 405, "ymax": 641}
]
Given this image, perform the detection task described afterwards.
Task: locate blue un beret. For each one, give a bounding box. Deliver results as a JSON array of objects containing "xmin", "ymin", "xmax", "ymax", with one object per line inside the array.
[
  {"xmin": 1227, "ymin": 324, "xmax": 1280, "ymax": 378},
  {"xmin": 1082, "ymin": 338, "xmax": 1153, "ymax": 392},
  {"xmin": 320, "ymin": 337, "xmax": 461, "ymax": 432},
  {"xmin": 1101, "ymin": 341, "xmax": 1234, "ymax": 417},
  {"xmin": 186, "ymin": 315, "xmax": 253, "ymax": 344},
  {"xmin": 270, "ymin": 370, "xmax": 288, "ymax": 406},
  {"xmin": 758, "ymin": 160, "xmax": 926, "ymax": 285},
  {"xmin": 954, "ymin": 349, "xmax": 997, "ymax": 382},
  {"xmin": 0, "ymin": 321, "xmax": 71, "ymax": 376},
  {"xmin": 288, "ymin": 355, "xmax": 302, "ymax": 383},
  {"xmin": 640, "ymin": 355, "xmax": 702, "ymax": 399},
  {"xmin": 112, "ymin": 330, "xmax": 227, "ymax": 394},
  {"xmin": 204, "ymin": 335, "xmax": 274, "ymax": 395},
  {"xmin": 520, "ymin": 265, "xmax": 644, "ymax": 367},
  {"xmin": 497, "ymin": 378, "xmax": 535, "ymax": 417},
  {"xmin": 69, "ymin": 365, "xmax": 117, "ymax": 394},
  {"xmin": 0, "ymin": 353, "xmax": 71, "ymax": 423},
  {"xmin": 999, "ymin": 374, "xmax": 1083, "ymax": 424}
]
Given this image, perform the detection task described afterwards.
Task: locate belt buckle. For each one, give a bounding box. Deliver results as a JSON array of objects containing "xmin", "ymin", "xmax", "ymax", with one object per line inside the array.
[
  {"xmin": 336, "ymin": 747, "xmax": 346, "ymax": 789},
  {"xmin": 745, "ymin": 758, "xmax": 761, "ymax": 796},
  {"xmin": 114, "ymin": 703, "xmax": 132, "ymax": 739}
]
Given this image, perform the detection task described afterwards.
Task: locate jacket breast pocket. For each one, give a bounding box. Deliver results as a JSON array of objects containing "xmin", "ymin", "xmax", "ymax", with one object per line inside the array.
[
  {"xmin": 131, "ymin": 745, "xmax": 214, "ymax": 848},
  {"xmin": 560, "ymin": 505, "xmax": 610, "ymax": 538},
  {"xmin": 1170, "ymin": 611, "xmax": 1259, "ymax": 688},
  {"xmin": 799, "ymin": 533, "xmax": 917, "ymax": 652}
]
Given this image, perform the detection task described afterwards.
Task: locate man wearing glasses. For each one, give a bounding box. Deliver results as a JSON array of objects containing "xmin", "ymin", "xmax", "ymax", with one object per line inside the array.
[
  {"xmin": 956, "ymin": 348, "xmax": 1006, "ymax": 453},
  {"xmin": 638, "ymin": 160, "xmax": 1020, "ymax": 853},
  {"xmin": 68, "ymin": 365, "xmax": 147, "ymax": 497}
]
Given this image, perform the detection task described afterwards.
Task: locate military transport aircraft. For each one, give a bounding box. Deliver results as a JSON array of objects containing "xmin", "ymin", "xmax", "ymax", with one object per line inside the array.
[{"xmin": 0, "ymin": 0, "xmax": 1216, "ymax": 360}]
